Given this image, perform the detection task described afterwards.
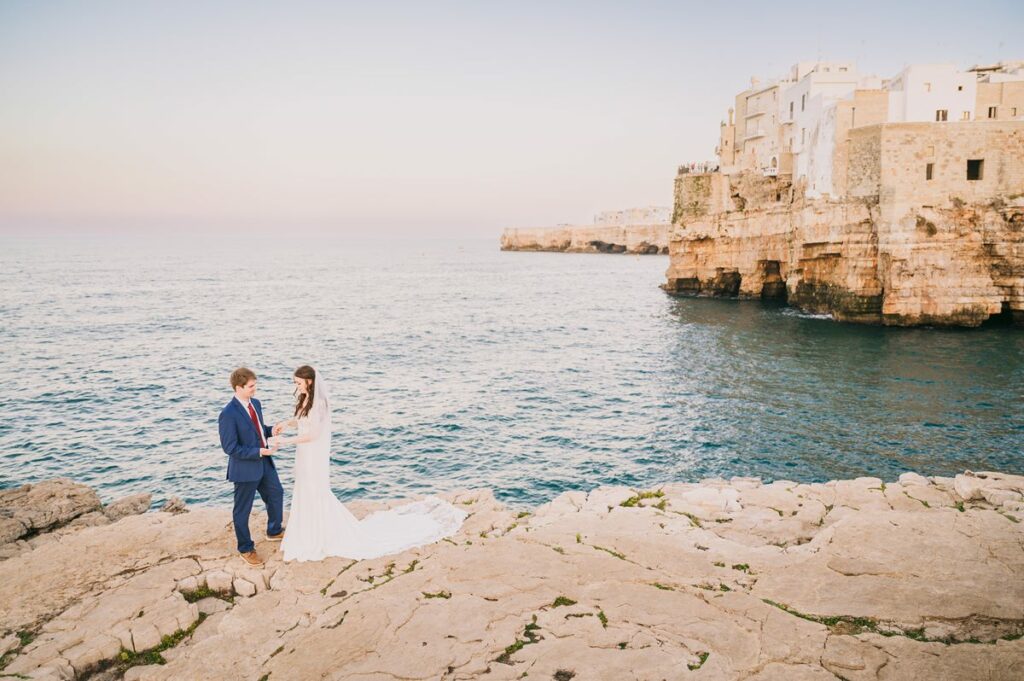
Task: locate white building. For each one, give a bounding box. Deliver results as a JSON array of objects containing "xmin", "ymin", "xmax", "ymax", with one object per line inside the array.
[
  {"xmin": 783, "ymin": 62, "xmax": 880, "ymax": 185},
  {"xmin": 715, "ymin": 58, "xmax": 1024, "ymax": 200},
  {"xmin": 885, "ymin": 64, "xmax": 977, "ymax": 123}
]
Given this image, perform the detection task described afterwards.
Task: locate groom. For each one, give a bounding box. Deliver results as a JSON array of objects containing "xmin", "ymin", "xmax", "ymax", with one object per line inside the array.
[{"xmin": 219, "ymin": 367, "xmax": 284, "ymax": 566}]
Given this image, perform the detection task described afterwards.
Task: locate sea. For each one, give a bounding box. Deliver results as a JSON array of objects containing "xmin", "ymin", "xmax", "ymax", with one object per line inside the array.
[{"xmin": 1, "ymin": 235, "xmax": 1021, "ymax": 509}]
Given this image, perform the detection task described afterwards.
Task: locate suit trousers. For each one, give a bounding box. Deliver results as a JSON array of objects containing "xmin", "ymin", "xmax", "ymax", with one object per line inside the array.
[{"xmin": 232, "ymin": 457, "xmax": 284, "ymax": 553}]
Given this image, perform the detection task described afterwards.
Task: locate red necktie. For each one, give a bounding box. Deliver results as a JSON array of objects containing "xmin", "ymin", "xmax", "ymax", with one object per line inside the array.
[{"xmin": 247, "ymin": 403, "xmax": 266, "ymax": 448}]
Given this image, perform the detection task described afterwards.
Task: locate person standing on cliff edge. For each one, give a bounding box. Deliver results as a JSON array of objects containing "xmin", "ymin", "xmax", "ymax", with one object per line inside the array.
[{"xmin": 218, "ymin": 367, "xmax": 284, "ymax": 566}]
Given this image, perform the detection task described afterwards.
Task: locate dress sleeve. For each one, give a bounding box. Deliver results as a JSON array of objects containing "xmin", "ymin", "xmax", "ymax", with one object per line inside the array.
[{"xmin": 297, "ymin": 399, "xmax": 330, "ymax": 441}]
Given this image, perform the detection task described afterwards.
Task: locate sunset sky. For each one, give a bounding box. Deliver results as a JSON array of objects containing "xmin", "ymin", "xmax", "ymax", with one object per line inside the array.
[{"xmin": 1, "ymin": 0, "xmax": 1021, "ymax": 237}]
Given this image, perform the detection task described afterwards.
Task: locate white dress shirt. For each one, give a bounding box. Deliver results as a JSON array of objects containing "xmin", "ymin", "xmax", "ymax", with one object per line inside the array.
[{"xmin": 236, "ymin": 396, "xmax": 267, "ymax": 448}]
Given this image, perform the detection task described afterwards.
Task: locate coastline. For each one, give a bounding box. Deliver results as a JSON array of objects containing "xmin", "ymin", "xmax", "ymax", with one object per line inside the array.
[
  {"xmin": 500, "ymin": 224, "xmax": 669, "ymax": 255},
  {"xmin": 2, "ymin": 471, "xmax": 1023, "ymax": 679}
]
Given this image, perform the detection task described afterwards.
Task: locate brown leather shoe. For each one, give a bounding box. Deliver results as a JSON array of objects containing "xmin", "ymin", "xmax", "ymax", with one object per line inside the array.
[
  {"xmin": 265, "ymin": 531, "xmax": 285, "ymax": 542},
  {"xmin": 240, "ymin": 550, "xmax": 264, "ymax": 566}
]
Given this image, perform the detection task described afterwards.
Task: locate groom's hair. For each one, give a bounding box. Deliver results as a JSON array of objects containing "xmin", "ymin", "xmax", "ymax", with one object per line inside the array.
[{"xmin": 230, "ymin": 367, "xmax": 257, "ymax": 389}]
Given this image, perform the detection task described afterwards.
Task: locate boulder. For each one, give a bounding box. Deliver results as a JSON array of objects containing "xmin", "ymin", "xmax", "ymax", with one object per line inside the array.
[
  {"xmin": 205, "ymin": 570, "xmax": 234, "ymax": 594},
  {"xmin": 0, "ymin": 479, "xmax": 101, "ymax": 545},
  {"xmin": 160, "ymin": 497, "xmax": 187, "ymax": 514},
  {"xmin": 954, "ymin": 473, "xmax": 986, "ymax": 501},
  {"xmin": 898, "ymin": 472, "xmax": 931, "ymax": 487},
  {"xmin": 233, "ymin": 578, "xmax": 256, "ymax": 597},
  {"xmin": 103, "ymin": 494, "xmax": 152, "ymax": 522}
]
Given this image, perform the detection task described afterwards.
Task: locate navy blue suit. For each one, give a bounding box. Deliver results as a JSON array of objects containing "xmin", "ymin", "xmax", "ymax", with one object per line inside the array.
[{"xmin": 218, "ymin": 397, "xmax": 283, "ymax": 553}]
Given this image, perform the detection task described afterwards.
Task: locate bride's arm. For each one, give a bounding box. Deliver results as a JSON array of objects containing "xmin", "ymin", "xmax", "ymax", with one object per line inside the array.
[
  {"xmin": 272, "ymin": 417, "xmax": 298, "ymax": 437},
  {"xmin": 276, "ymin": 406, "xmax": 327, "ymax": 445}
]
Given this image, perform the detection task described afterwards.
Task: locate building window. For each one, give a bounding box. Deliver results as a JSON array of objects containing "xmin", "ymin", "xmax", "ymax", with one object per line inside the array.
[
  {"xmin": 962, "ymin": 111, "xmax": 970, "ymax": 120},
  {"xmin": 851, "ymin": 106, "xmax": 856, "ymax": 127},
  {"xmin": 801, "ymin": 94, "xmax": 806, "ymax": 111},
  {"xmin": 936, "ymin": 109, "xmax": 948, "ymax": 121},
  {"xmin": 988, "ymin": 106, "xmax": 997, "ymax": 119},
  {"xmin": 839, "ymin": 66, "xmax": 848, "ymax": 72},
  {"xmin": 1013, "ymin": 107, "xmax": 1018, "ymax": 116},
  {"xmin": 958, "ymin": 85, "xmax": 964, "ymax": 91},
  {"xmin": 789, "ymin": 101, "xmax": 794, "ymax": 119},
  {"xmin": 801, "ymin": 128, "xmax": 806, "ymax": 144},
  {"xmin": 926, "ymin": 163, "xmax": 934, "ymax": 180},
  {"xmin": 967, "ymin": 159, "xmax": 984, "ymax": 181},
  {"xmin": 924, "ymin": 82, "xmax": 932, "ymax": 92}
]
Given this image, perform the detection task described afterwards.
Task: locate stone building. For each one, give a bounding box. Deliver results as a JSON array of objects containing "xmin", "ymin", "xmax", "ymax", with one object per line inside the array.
[
  {"xmin": 805, "ymin": 88, "xmax": 889, "ymax": 198},
  {"xmin": 716, "ymin": 60, "xmax": 1024, "ymax": 200},
  {"xmin": 973, "ymin": 61, "xmax": 1024, "ymax": 122},
  {"xmin": 717, "ymin": 62, "xmax": 876, "ymax": 183},
  {"xmin": 667, "ymin": 59, "xmax": 1024, "ymax": 327}
]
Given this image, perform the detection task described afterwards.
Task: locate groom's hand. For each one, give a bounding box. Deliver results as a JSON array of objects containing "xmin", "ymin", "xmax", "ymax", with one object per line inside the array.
[{"xmin": 272, "ymin": 422, "xmax": 285, "ymax": 436}]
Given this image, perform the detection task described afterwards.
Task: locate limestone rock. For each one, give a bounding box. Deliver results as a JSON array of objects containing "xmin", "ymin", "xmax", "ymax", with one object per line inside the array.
[
  {"xmin": 233, "ymin": 578, "xmax": 256, "ymax": 597},
  {"xmin": 62, "ymin": 634, "xmax": 120, "ymax": 675},
  {"xmin": 123, "ymin": 664, "xmax": 159, "ymax": 681},
  {"xmin": 175, "ymin": 575, "xmax": 201, "ymax": 593},
  {"xmin": 1, "ymin": 475, "xmax": 1022, "ymax": 680},
  {"xmin": 899, "ymin": 471, "xmax": 931, "ymax": 486},
  {"xmin": 0, "ymin": 479, "xmax": 101, "ymax": 545},
  {"xmin": 195, "ymin": 597, "xmax": 231, "ymax": 615},
  {"xmin": 500, "ymin": 223, "xmax": 670, "ymax": 255},
  {"xmin": 0, "ymin": 632, "xmax": 18, "ymax": 656},
  {"xmin": 160, "ymin": 496, "xmax": 187, "ymax": 514},
  {"xmin": 205, "ymin": 570, "xmax": 233, "ymax": 594},
  {"xmin": 103, "ymin": 493, "xmax": 152, "ymax": 522},
  {"xmin": 985, "ymin": 488, "xmax": 1022, "ymax": 507},
  {"xmin": 955, "ymin": 472, "xmax": 987, "ymax": 501}
]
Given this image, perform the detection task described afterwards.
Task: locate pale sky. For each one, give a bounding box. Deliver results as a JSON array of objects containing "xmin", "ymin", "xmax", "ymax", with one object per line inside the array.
[{"xmin": 1, "ymin": 0, "xmax": 1021, "ymax": 237}]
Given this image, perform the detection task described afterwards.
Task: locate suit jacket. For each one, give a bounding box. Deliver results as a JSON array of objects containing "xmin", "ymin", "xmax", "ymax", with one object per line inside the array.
[{"xmin": 219, "ymin": 397, "xmax": 276, "ymax": 483}]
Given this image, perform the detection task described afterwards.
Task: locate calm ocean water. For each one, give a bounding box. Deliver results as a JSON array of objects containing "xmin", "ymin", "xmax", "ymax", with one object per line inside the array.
[{"xmin": 1, "ymin": 235, "xmax": 1022, "ymax": 508}]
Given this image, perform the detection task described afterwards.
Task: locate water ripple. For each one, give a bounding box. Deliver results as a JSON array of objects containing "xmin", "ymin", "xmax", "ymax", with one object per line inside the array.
[{"xmin": 0, "ymin": 237, "xmax": 1022, "ymax": 507}]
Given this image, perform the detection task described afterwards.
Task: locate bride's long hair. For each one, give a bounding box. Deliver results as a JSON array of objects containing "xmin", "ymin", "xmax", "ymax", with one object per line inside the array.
[{"xmin": 293, "ymin": 365, "xmax": 316, "ymax": 419}]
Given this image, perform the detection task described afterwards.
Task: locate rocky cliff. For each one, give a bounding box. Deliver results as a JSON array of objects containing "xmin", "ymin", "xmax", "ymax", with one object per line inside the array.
[
  {"xmin": 665, "ymin": 122, "xmax": 1024, "ymax": 327},
  {"xmin": 501, "ymin": 224, "xmax": 669, "ymax": 255},
  {"xmin": 2, "ymin": 471, "xmax": 1023, "ymax": 679}
]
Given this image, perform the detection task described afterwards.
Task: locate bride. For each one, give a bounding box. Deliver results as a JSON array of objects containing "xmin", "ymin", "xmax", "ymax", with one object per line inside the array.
[{"xmin": 271, "ymin": 365, "xmax": 466, "ymax": 562}]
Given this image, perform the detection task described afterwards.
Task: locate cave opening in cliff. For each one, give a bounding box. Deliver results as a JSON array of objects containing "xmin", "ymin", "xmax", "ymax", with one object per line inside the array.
[
  {"xmin": 983, "ymin": 301, "xmax": 1021, "ymax": 327},
  {"xmin": 758, "ymin": 260, "xmax": 787, "ymax": 303}
]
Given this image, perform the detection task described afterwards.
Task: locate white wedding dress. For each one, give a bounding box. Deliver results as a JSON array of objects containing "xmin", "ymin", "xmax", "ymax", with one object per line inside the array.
[{"xmin": 281, "ymin": 375, "xmax": 467, "ymax": 562}]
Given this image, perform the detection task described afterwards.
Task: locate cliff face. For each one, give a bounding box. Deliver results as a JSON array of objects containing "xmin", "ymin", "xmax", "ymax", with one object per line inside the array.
[
  {"xmin": 665, "ymin": 122, "xmax": 1024, "ymax": 327},
  {"xmin": 501, "ymin": 224, "xmax": 669, "ymax": 254}
]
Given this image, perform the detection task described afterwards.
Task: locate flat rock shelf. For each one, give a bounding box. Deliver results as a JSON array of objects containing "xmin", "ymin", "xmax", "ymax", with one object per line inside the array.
[{"xmin": 1, "ymin": 471, "xmax": 1022, "ymax": 680}]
